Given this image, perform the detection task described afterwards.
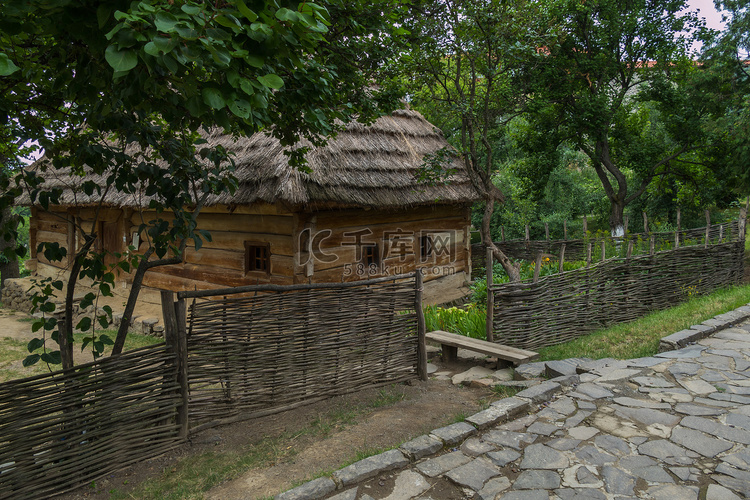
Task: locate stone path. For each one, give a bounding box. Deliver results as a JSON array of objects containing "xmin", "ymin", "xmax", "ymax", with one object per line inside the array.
[{"xmin": 277, "ymin": 305, "xmax": 750, "ymax": 500}]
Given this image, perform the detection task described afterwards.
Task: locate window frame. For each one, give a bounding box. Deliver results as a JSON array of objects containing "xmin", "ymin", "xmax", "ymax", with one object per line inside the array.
[{"xmin": 244, "ymin": 241, "xmax": 271, "ymax": 275}]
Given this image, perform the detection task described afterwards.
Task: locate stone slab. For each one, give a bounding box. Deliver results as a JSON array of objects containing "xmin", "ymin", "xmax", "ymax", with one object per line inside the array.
[{"xmin": 332, "ymin": 450, "xmax": 409, "ymax": 487}]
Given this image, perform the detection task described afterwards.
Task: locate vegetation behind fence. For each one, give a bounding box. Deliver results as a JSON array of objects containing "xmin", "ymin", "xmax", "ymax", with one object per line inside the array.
[
  {"xmin": 0, "ymin": 344, "xmax": 181, "ymax": 499},
  {"xmin": 182, "ymin": 275, "xmax": 422, "ymax": 431}
]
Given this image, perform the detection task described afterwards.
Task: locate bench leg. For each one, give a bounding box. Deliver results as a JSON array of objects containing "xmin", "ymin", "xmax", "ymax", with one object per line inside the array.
[{"xmin": 442, "ymin": 344, "xmax": 458, "ymax": 363}]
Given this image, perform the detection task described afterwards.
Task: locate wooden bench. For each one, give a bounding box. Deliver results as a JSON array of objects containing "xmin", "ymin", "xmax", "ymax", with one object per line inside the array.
[{"xmin": 425, "ymin": 330, "xmax": 539, "ymax": 366}]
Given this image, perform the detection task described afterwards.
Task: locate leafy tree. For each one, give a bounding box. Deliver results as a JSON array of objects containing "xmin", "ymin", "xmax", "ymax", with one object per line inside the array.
[
  {"xmin": 0, "ymin": 0, "xmax": 408, "ymax": 369},
  {"xmin": 522, "ymin": 0, "xmax": 712, "ymax": 236},
  {"xmin": 403, "ymin": 0, "xmax": 556, "ymax": 281}
]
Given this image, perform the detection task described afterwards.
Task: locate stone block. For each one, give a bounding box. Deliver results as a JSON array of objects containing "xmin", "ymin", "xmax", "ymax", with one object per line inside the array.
[
  {"xmin": 399, "ymin": 434, "xmax": 443, "ymax": 460},
  {"xmin": 515, "ymin": 381, "xmax": 562, "ymax": 404},
  {"xmin": 275, "ymin": 477, "xmax": 336, "ymax": 500},
  {"xmin": 332, "ymin": 449, "xmax": 408, "ymax": 487}
]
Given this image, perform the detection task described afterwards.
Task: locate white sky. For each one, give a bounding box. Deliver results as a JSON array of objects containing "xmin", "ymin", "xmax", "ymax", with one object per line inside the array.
[{"xmin": 687, "ymin": 0, "xmax": 727, "ymax": 31}]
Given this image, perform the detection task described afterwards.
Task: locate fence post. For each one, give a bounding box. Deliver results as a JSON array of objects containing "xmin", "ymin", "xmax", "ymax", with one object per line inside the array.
[
  {"xmin": 564, "ymin": 220, "xmax": 568, "ymax": 240},
  {"xmin": 162, "ymin": 291, "xmax": 189, "ymax": 439},
  {"xmin": 533, "ymin": 253, "xmax": 542, "ymax": 283},
  {"xmin": 583, "ymin": 215, "xmax": 588, "ymax": 236},
  {"xmin": 559, "ymin": 244, "xmax": 566, "ymax": 273},
  {"xmin": 705, "ymin": 210, "xmax": 711, "ymax": 248},
  {"xmin": 544, "ymin": 222, "xmax": 549, "ymax": 241},
  {"xmin": 415, "ymin": 269, "xmax": 427, "ymax": 381},
  {"xmin": 740, "ymin": 200, "xmax": 748, "ymax": 242},
  {"xmin": 486, "ymin": 246, "xmax": 495, "ymax": 343},
  {"xmin": 642, "ymin": 211, "xmax": 649, "ymax": 234},
  {"xmin": 623, "ymin": 215, "xmax": 629, "ymax": 235},
  {"xmin": 501, "ymin": 226, "xmax": 505, "ymax": 241},
  {"xmin": 600, "ymin": 240, "xmax": 606, "ymax": 262}
]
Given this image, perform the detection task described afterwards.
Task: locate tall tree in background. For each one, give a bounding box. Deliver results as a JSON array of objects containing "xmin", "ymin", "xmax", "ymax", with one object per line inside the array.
[
  {"xmin": 403, "ymin": 0, "xmax": 556, "ymax": 281},
  {"xmin": 523, "ymin": 0, "xmax": 708, "ymax": 236},
  {"xmin": 0, "ymin": 0, "xmax": 409, "ymax": 369}
]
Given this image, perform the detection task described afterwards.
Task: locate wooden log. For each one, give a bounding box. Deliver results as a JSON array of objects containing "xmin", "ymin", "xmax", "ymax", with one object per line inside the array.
[
  {"xmin": 175, "ymin": 297, "xmax": 189, "ymax": 439},
  {"xmin": 486, "ymin": 247, "xmax": 494, "ymax": 342},
  {"xmin": 533, "ymin": 253, "xmax": 542, "ymax": 283},
  {"xmin": 559, "ymin": 244, "xmax": 566, "ymax": 273},
  {"xmin": 415, "ymin": 269, "xmax": 427, "ymax": 381},
  {"xmin": 705, "ymin": 210, "xmax": 711, "ymax": 248}
]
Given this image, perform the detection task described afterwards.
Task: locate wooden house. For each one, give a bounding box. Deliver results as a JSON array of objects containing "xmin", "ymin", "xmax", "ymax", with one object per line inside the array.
[{"xmin": 25, "ymin": 109, "xmax": 480, "ymax": 304}]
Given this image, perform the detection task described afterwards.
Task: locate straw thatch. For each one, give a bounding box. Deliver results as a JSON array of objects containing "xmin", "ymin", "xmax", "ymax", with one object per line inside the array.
[{"xmin": 22, "ymin": 109, "xmax": 479, "ymax": 210}]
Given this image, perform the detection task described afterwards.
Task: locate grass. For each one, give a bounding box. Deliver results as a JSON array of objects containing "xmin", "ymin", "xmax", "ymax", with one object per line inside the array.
[
  {"xmin": 104, "ymin": 384, "xmax": 410, "ymax": 500},
  {"xmin": 0, "ymin": 327, "xmax": 162, "ymax": 383},
  {"xmin": 537, "ymin": 283, "xmax": 750, "ymax": 361}
]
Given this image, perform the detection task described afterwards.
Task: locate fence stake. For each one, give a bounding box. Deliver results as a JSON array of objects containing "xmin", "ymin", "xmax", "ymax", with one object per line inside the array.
[
  {"xmin": 174, "ymin": 297, "xmax": 189, "ymax": 439},
  {"xmin": 544, "ymin": 222, "xmax": 549, "ymax": 241},
  {"xmin": 627, "ymin": 240, "xmax": 634, "ymax": 259},
  {"xmin": 677, "ymin": 207, "xmax": 681, "ymax": 232},
  {"xmin": 564, "ymin": 220, "xmax": 568, "ymax": 240},
  {"xmin": 533, "ymin": 253, "xmax": 542, "ymax": 283},
  {"xmin": 650, "ymin": 234, "xmax": 655, "ymax": 255},
  {"xmin": 415, "ymin": 269, "xmax": 427, "ymax": 381},
  {"xmin": 583, "ymin": 215, "xmax": 588, "ymax": 236},
  {"xmin": 559, "ymin": 243, "xmax": 566, "ymax": 273},
  {"xmin": 740, "ymin": 200, "xmax": 748, "ymax": 241},
  {"xmin": 624, "ymin": 215, "xmax": 629, "ymax": 235},
  {"xmin": 719, "ymin": 224, "xmax": 724, "ymax": 243},
  {"xmin": 586, "ymin": 243, "xmax": 592, "ymax": 267},
  {"xmin": 705, "ymin": 210, "xmax": 711, "ymax": 248},
  {"xmin": 161, "ymin": 291, "xmax": 188, "ymax": 439},
  {"xmin": 525, "ymin": 225, "xmax": 530, "ymax": 242},
  {"xmin": 501, "ymin": 226, "xmax": 505, "ymax": 241},
  {"xmin": 642, "ymin": 211, "xmax": 649, "ymax": 234},
  {"xmin": 486, "ymin": 247, "xmax": 495, "ymax": 343},
  {"xmin": 601, "ymin": 240, "xmax": 606, "ymax": 262}
]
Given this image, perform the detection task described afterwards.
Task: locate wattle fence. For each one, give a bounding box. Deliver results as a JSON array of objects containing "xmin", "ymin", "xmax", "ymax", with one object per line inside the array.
[
  {"xmin": 0, "ymin": 273, "xmax": 425, "ymax": 499},
  {"xmin": 475, "ymin": 212, "xmax": 747, "ymax": 351}
]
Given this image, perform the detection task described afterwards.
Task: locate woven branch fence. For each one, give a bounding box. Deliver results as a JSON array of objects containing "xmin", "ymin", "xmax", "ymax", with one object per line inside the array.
[
  {"xmin": 0, "ymin": 273, "xmax": 426, "ymax": 499},
  {"xmin": 176, "ymin": 272, "xmax": 426, "ymax": 432},
  {"xmin": 0, "ymin": 344, "xmax": 181, "ymax": 499},
  {"xmin": 485, "ymin": 214, "xmax": 746, "ymax": 351}
]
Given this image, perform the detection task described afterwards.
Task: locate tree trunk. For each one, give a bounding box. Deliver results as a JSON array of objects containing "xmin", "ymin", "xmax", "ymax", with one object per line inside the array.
[
  {"xmin": 481, "ymin": 200, "xmax": 521, "ymax": 282},
  {"xmin": 609, "ymin": 197, "xmax": 626, "ymax": 238},
  {"xmin": 0, "ymin": 208, "xmax": 20, "ymax": 290}
]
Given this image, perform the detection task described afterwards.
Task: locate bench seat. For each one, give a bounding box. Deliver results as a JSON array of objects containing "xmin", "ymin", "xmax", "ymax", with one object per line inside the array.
[{"xmin": 425, "ymin": 330, "xmax": 539, "ymax": 365}]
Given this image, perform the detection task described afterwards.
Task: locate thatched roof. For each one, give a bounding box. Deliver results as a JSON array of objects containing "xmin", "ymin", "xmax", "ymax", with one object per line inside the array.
[{"xmin": 23, "ymin": 108, "xmax": 479, "ymax": 211}]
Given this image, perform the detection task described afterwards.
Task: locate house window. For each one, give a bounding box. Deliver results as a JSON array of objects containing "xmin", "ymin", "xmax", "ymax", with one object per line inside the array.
[
  {"xmin": 245, "ymin": 242, "xmax": 270, "ymax": 274},
  {"xmin": 420, "ymin": 234, "xmax": 433, "ymax": 261},
  {"xmin": 362, "ymin": 244, "xmax": 380, "ymax": 268}
]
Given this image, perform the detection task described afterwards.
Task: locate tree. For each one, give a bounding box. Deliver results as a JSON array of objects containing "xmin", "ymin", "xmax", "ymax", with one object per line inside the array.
[
  {"xmin": 522, "ymin": 0, "xmax": 709, "ymax": 236},
  {"xmin": 403, "ymin": 0, "xmax": 556, "ymax": 281},
  {"xmin": 0, "ymin": 0, "xmax": 408, "ymax": 369}
]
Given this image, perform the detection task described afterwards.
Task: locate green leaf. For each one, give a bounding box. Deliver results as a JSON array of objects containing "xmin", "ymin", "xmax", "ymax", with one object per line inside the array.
[
  {"xmin": 96, "ymin": 4, "xmax": 112, "ymax": 28},
  {"xmin": 181, "ymin": 4, "xmax": 202, "ymax": 15},
  {"xmin": 0, "ymin": 53, "xmax": 20, "ymax": 76},
  {"xmin": 275, "ymin": 8, "xmax": 298, "ymax": 23},
  {"xmin": 245, "ymin": 55, "xmax": 264, "ymax": 68},
  {"xmin": 257, "ymin": 74, "xmax": 284, "ymax": 90},
  {"xmin": 144, "ymin": 42, "xmax": 160, "ymax": 57},
  {"xmin": 202, "ymin": 88, "xmax": 226, "ymax": 110},
  {"xmin": 100, "ymin": 334, "xmax": 115, "ymax": 346},
  {"xmin": 153, "ymin": 36, "xmax": 174, "ymax": 54},
  {"xmin": 98, "ymin": 316, "xmax": 109, "ymax": 329},
  {"xmin": 76, "ymin": 316, "xmax": 92, "ymax": 331},
  {"xmin": 27, "ymin": 338, "xmax": 44, "ymax": 352},
  {"xmin": 236, "ymin": 0, "xmax": 258, "ymax": 22},
  {"xmin": 23, "ymin": 354, "xmax": 41, "ymax": 367},
  {"xmin": 229, "ymin": 99, "xmax": 252, "ymax": 118},
  {"xmin": 41, "ymin": 351, "xmax": 62, "ymax": 365},
  {"xmin": 105, "ymin": 45, "xmax": 138, "ymax": 72},
  {"xmin": 215, "ymin": 15, "xmax": 240, "ymax": 29},
  {"xmin": 154, "ymin": 12, "xmax": 179, "ymax": 32}
]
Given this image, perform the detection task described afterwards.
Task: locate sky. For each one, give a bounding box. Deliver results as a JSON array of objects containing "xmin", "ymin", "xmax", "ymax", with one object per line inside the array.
[{"xmin": 688, "ymin": 0, "xmax": 727, "ymax": 31}]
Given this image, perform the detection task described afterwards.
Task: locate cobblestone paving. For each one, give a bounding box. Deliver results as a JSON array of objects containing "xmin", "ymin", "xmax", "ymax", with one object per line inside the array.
[{"xmin": 278, "ymin": 316, "xmax": 750, "ymax": 500}]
